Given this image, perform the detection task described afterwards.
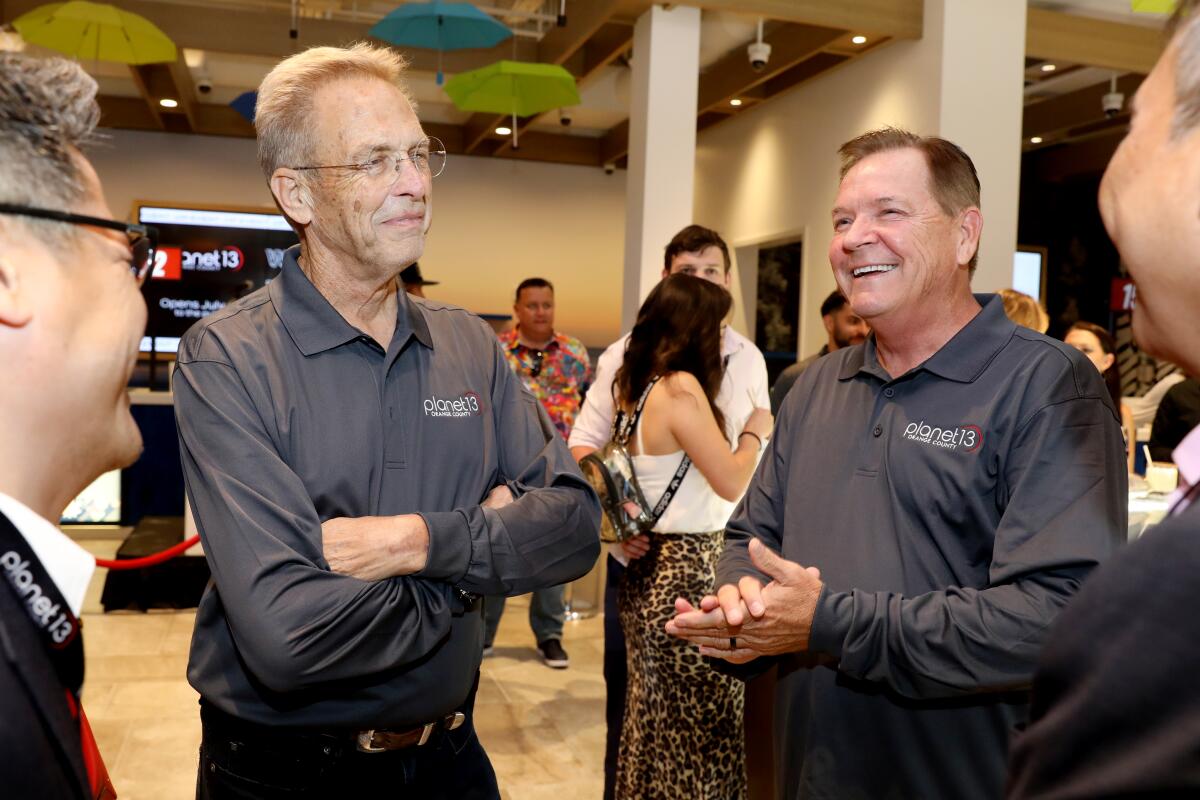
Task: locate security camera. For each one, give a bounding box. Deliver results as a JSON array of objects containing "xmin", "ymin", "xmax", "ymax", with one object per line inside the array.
[
  {"xmin": 747, "ymin": 41, "xmax": 771, "ymax": 73},
  {"xmin": 1102, "ymin": 91, "xmax": 1124, "ymax": 118},
  {"xmin": 603, "ymin": 162, "xmax": 615, "ymax": 175},
  {"xmin": 196, "ymin": 78, "xmax": 214, "ymax": 95},
  {"xmin": 559, "ymin": 108, "xmax": 573, "ymax": 128}
]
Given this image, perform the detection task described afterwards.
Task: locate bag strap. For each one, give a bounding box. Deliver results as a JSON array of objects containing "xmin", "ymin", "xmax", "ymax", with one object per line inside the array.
[
  {"xmin": 617, "ymin": 376, "xmax": 692, "ymax": 526},
  {"xmin": 615, "ymin": 376, "xmax": 660, "ymax": 445}
]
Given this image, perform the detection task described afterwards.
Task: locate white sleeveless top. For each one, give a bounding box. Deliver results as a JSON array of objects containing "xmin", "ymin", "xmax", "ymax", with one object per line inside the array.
[{"xmin": 631, "ymin": 405, "xmax": 738, "ymax": 534}]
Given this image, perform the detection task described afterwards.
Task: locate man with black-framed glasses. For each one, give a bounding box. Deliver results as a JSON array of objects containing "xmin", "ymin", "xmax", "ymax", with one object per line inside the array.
[
  {"xmin": 0, "ymin": 52, "xmax": 149, "ymax": 800},
  {"xmin": 174, "ymin": 44, "xmax": 599, "ymax": 799}
]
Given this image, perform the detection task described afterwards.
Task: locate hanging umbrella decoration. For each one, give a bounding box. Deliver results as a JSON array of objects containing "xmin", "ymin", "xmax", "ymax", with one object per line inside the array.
[
  {"xmin": 12, "ymin": 0, "xmax": 176, "ymax": 64},
  {"xmin": 370, "ymin": 0, "xmax": 512, "ymax": 86},
  {"xmin": 230, "ymin": 90, "xmax": 257, "ymax": 123},
  {"xmin": 444, "ymin": 60, "xmax": 580, "ymax": 148}
]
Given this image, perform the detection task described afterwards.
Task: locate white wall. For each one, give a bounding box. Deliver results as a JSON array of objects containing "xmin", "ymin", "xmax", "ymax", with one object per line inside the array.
[
  {"xmin": 695, "ymin": 35, "xmax": 943, "ymax": 357},
  {"xmin": 88, "ymin": 128, "xmax": 627, "ymax": 347}
]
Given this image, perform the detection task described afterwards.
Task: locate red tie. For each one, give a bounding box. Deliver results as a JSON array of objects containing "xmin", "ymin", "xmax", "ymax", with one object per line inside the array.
[{"xmin": 65, "ymin": 692, "xmax": 117, "ymax": 800}]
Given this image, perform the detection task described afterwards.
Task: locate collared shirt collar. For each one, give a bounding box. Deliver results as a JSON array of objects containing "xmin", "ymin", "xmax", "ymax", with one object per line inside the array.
[
  {"xmin": 270, "ymin": 246, "xmax": 433, "ymax": 356},
  {"xmin": 839, "ymin": 294, "xmax": 1011, "ymax": 384},
  {"xmin": 0, "ymin": 492, "xmax": 94, "ymax": 616},
  {"xmin": 504, "ymin": 327, "xmax": 561, "ymax": 353},
  {"xmin": 721, "ymin": 325, "xmax": 743, "ymax": 358}
]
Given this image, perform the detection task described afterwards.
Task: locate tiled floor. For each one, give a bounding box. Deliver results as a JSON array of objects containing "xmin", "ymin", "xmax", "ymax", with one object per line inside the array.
[{"xmin": 76, "ymin": 539, "xmax": 607, "ymax": 800}]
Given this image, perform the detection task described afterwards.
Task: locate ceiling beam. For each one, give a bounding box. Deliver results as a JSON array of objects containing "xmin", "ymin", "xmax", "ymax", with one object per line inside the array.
[
  {"xmin": 1026, "ymin": 8, "xmax": 1165, "ymax": 75},
  {"xmin": 127, "ymin": 64, "xmax": 167, "ymax": 131},
  {"xmin": 1022, "ymin": 73, "xmax": 1144, "ymax": 140},
  {"xmin": 673, "ymin": 0, "xmax": 922, "ymax": 40},
  {"xmin": 599, "ymin": 119, "xmax": 629, "ymax": 166},
  {"xmin": 697, "ymin": 23, "xmax": 845, "ymax": 112}
]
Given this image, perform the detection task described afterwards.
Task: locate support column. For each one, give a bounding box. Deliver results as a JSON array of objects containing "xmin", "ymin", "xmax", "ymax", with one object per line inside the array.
[
  {"xmin": 933, "ymin": 0, "xmax": 1027, "ymax": 293},
  {"xmin": 621, "ymin": 4, "xmax": 701, "ymax": 331}
]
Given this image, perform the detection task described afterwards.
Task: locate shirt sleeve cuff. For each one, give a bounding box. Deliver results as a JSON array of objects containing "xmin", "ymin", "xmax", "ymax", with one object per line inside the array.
[
  {"xmin": 415, "ymin": 510, "xmax": 471, "ymax": 583},
  {"xmin": 808, "ymin": 585, "xmax": 850, "ymax": 659}
]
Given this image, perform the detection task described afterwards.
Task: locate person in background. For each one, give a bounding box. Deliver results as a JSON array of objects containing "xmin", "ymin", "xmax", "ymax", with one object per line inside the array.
[
  {"xmin": 568, "ymin": 223, "xmax": 769, "ymax": 800},
  {"xmin": 1066, "ymin": 321, "xmax": 1137, "ymax": 472},
  {"xmin": 0, "ymin": 52, "xmax": 151, "ymax": 800},
  {"xmin": 612, "ymin": 273, "xmax": 772, "ymax": 799},
  {"xmin": 999, "ymin": 288, "xmax": 1049, "ymax": 333},
  {"xmin": 400, "ymin": 261, "xmax": 437, "ymax": 297},
  {"xmin": 668, "ymin": 128, "xmax": 1126, "ymax": 800},
  {"xmin": 1007, "ymin": 3, "xmax": 1200, "ymax": 793},
  {"xmin": 770, "ymin": 289, "xmax": 869, "ymax": 413},
  {"xmin": 486, "ymin": 277, "xmax": 591, "ymax": 668},
  {"xmin": 1149, "ymin": 376, "xmax": 1200, "ymax": 463}
]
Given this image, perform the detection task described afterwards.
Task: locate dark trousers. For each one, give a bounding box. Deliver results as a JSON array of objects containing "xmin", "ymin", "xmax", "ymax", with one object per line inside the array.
[
  {"xmin": 196, "ymin": 684, "xmax": 499, "ymax": 799},
  {"xmin": 603, "ymin": 554, "xmax": 626, "ymax": 800}
]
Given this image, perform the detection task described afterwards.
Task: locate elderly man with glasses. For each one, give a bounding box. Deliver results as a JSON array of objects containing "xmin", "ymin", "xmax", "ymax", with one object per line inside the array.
[
  {"xmin": 0, "ymin": 53, "xmax": 151, "ymax": 799},
  {"xmin": 174, "ymin": 44, "xmax": 599, "ymax": 799}
]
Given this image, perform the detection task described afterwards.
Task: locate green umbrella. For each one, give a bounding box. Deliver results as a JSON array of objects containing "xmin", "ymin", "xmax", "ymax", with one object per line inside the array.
[
  {"xmin": 13, "ymin": 1, "xmax": 176, "ymax": 65},
  {"xmin": 444, "ymin": 59, "xmax": 580, "ymax": 147}
]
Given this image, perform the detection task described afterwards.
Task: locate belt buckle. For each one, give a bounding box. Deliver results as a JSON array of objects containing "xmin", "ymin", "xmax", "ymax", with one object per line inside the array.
[{"xmin": 356, "ymin": 730, "xmax": 387, "ymax": 753}]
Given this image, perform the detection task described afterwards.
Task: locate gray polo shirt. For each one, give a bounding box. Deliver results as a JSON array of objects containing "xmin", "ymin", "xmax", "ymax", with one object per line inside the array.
[
  {"xmin": 719, "ymin": 294, "xmax": 1127, "ymax": 800},
  {"xmin": 175, "ymin": 247, "xmax": 600, "ymax": 729}
]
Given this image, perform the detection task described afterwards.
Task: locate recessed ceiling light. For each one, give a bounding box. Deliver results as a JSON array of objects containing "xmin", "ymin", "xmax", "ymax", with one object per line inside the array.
[
  {"xmin": 729, "ymin": 98, "xmax": 743, "ymax": 107},
  {"xmin": 851, "ymin": 35, "xmax": 867, "ymax": 45},
  {"xmin": 495, "ymin": 126, "xmax": 512, "ymax": 135},
  {"xmin": 1041, "ymin": 63, "xmax": 1057, "ymax": 72},
  {"xmin": 1030, "ymin": 136, "xmax": 1043, "ymax": 144},
  {"xmin": 159, "ymin": 98, "xmax": 179, "ymax": 108}
]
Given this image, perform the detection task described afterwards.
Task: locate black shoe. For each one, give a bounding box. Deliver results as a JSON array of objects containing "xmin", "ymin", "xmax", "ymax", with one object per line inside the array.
[{"xmin": 538, "ymin": 638, "xmax": 569, "ymax": 669}]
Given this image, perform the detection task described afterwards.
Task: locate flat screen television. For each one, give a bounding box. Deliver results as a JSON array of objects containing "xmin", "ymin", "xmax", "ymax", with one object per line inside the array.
[
  {"xmin": 1012, "ymin": 246, "xmax": 1048, "ymax": 304},
  {"xmin": 136, "ymin": 203, "xmax": 298, "ymax": 353}
]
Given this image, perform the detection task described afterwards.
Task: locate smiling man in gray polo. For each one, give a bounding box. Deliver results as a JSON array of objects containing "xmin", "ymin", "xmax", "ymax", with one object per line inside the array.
[
  {"xmin": 667, "ymin": 128, "xmax": 1127, "ymax": 799},
  {"xmin": 174, "ymin": 45, "xmax": 599, "ymax": 799}
]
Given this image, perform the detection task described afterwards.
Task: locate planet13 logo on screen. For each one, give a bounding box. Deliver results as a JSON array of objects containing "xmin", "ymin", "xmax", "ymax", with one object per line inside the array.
[
  {"xmin": 150, "ymin": 245, "xmax": 245, "ymax": 280},
  {"xmin": 900, "ymin": 421, "xmax": 983, "ymax": 453}
]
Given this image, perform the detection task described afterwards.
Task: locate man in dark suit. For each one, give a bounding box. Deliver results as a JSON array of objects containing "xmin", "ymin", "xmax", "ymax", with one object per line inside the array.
[
  {"xmin": 1006, "ymin": 3, "xmax": 1200, "ymax": 796},
  {"xmin": 0, "ymin": 53, "xmax": 150, "ymax": 798}
]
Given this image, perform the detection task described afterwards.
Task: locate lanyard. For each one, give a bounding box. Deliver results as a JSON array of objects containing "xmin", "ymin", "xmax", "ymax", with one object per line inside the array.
[{"xmin": 0, "ymin": 513, "xmax": 84, "ymax": 694}]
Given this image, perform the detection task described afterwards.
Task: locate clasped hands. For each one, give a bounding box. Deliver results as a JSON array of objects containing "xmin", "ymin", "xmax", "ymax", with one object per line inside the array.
[
  {"xmin": 321, "ymin": 484, "xmax": 515, "ymax": 581},
  {"xmin": 665, "ymin": 538, "xmax": 824, "ymax": 664}
]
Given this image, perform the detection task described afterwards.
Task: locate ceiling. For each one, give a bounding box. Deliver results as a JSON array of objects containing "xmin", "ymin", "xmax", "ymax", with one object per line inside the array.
[{"xmin": 0, "ymin": 0, "xmax": 1174, "ymax": 171}]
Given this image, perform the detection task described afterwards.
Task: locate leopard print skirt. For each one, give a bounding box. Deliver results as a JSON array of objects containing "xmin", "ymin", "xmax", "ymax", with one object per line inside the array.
[{"xmin": 615, "ymin": 531, "xmax": 747, "ymax": 800}]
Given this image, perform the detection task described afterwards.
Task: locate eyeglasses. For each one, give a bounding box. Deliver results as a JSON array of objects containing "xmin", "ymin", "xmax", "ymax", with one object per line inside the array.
[
  {"xmin": 528, "ymin": 349, "xmax": 546, "ymax": 378},
  {"xmin": 293, "ymin": 137, "xmax": 447, "ymax": 182},
  {"xmin": 0, "ymin": 203, "xmax": 158, "ymax": 285}
]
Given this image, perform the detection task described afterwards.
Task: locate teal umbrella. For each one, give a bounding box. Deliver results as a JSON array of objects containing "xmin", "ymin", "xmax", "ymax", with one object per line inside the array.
[
  {"xmin": 370, "ymin": 1, "xmax": 512, "ymax": 85},
  {"xmin": 444, "ymin": 60, "xmax": 580, "ymax": 147}
]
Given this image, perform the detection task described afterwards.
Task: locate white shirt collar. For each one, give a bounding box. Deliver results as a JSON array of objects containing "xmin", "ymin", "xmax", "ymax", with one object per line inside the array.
[{"xmin": 0, "ymin": 492, "xmax": 95, "ymax": 616}]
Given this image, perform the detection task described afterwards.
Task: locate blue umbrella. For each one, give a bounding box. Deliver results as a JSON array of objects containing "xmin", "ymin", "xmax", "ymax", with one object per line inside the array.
[
  {"xmin": 370, "ymin": 1, "xmax": 513, "ymax": 85},
  {"xmin": 230, "ymin": 90, "xmax": 257, "ymax": 123}
]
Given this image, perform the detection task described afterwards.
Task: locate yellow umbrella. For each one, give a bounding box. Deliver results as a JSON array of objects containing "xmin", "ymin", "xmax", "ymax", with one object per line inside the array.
[{"xmin": 13, "ymin": 1, "xmax": 176, "ymax": 65}]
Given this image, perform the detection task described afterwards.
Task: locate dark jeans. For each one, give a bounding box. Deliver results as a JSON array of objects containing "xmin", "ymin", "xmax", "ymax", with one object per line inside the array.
[
  {"xmin": 196, "ymin": 686, "xmax": 499, "ymax": 799},
  {"xmin": 603, "ymin": 554, "xmax": 626, "ymax": 800}
]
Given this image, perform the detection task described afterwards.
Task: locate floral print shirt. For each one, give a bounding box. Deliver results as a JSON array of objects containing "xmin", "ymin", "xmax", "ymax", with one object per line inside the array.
[{"xmin": 498, "ymin": 328, "xmax": 591, "ymax": 441}]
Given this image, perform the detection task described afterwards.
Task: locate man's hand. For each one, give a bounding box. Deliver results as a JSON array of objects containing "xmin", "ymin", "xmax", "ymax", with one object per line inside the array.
[
  {"xmin": 620, "ymin": 534, "xmax": 651, "ymax": 561},
  {"xmin": 482, "ymin": 484, "xmax": 515, "ymax": 510},
  {"xmin": 322, "ymin": 515, "xmax": 430, "ymax": 581},
  {"xmin": 665, "ymin": 538, "xmax": 824, "ymax": 662}
]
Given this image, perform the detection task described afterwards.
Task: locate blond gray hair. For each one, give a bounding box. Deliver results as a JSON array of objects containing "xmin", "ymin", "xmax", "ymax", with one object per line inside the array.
[
  {"xmin": 1169, "ymin": 0, "xmax": 1200, "ymax": 137},
  {"xmin": 255, "ymin": 43, "xmax": 414, "ymax": 178},
  {"xmin": 0, "ymin": 53, "xmax": 100, "ymax": 241}
]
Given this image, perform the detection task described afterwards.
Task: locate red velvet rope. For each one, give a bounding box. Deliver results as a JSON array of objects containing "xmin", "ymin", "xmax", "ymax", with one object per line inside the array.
[{"xmin": 95, "ymin": 535, "xmax": 201, "ymax": 570}]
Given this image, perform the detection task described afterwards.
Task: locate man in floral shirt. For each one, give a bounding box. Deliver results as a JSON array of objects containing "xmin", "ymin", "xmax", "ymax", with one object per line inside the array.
[{"xmin": 487, "ymin": 278, "xmax": 592, "ymax": 667}]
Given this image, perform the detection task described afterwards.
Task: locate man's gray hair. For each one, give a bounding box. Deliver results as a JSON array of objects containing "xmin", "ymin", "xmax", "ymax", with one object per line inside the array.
[
  {"xmin": 1169, "ymin": 0, "xmax": 1200, "ymax": 137},
  {"xmin": 255, "ymin": 43, "xmax": 414, "ymax": 179},
  {"xmin": 0, "ymin": 53, "xmax": 100, "ymax": 237}
]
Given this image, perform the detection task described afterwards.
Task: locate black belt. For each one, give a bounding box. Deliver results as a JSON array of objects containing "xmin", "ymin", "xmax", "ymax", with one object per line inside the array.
[{"xmin": 201, "ymin": 702, "xmax": 466, "ymax": 756}]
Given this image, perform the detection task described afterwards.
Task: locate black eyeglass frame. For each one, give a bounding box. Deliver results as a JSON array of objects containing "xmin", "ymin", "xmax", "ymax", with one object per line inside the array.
[
  {"xmin": 0, "ymin": 203, "xmax": 159, "ymax": 284},
  {"xmin": 292, "ymin": 136, "xmax": 448, "ymax": 180}
]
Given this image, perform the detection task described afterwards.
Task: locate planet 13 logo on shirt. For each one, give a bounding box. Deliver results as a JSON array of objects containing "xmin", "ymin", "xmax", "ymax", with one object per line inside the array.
[
  {"xmin": 423, "ymin": 391, "xmax": 484, "ymax": 418},
  {"xmin": 901, "ymin": 421, "xmax": 984, "ymax": 453}
]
